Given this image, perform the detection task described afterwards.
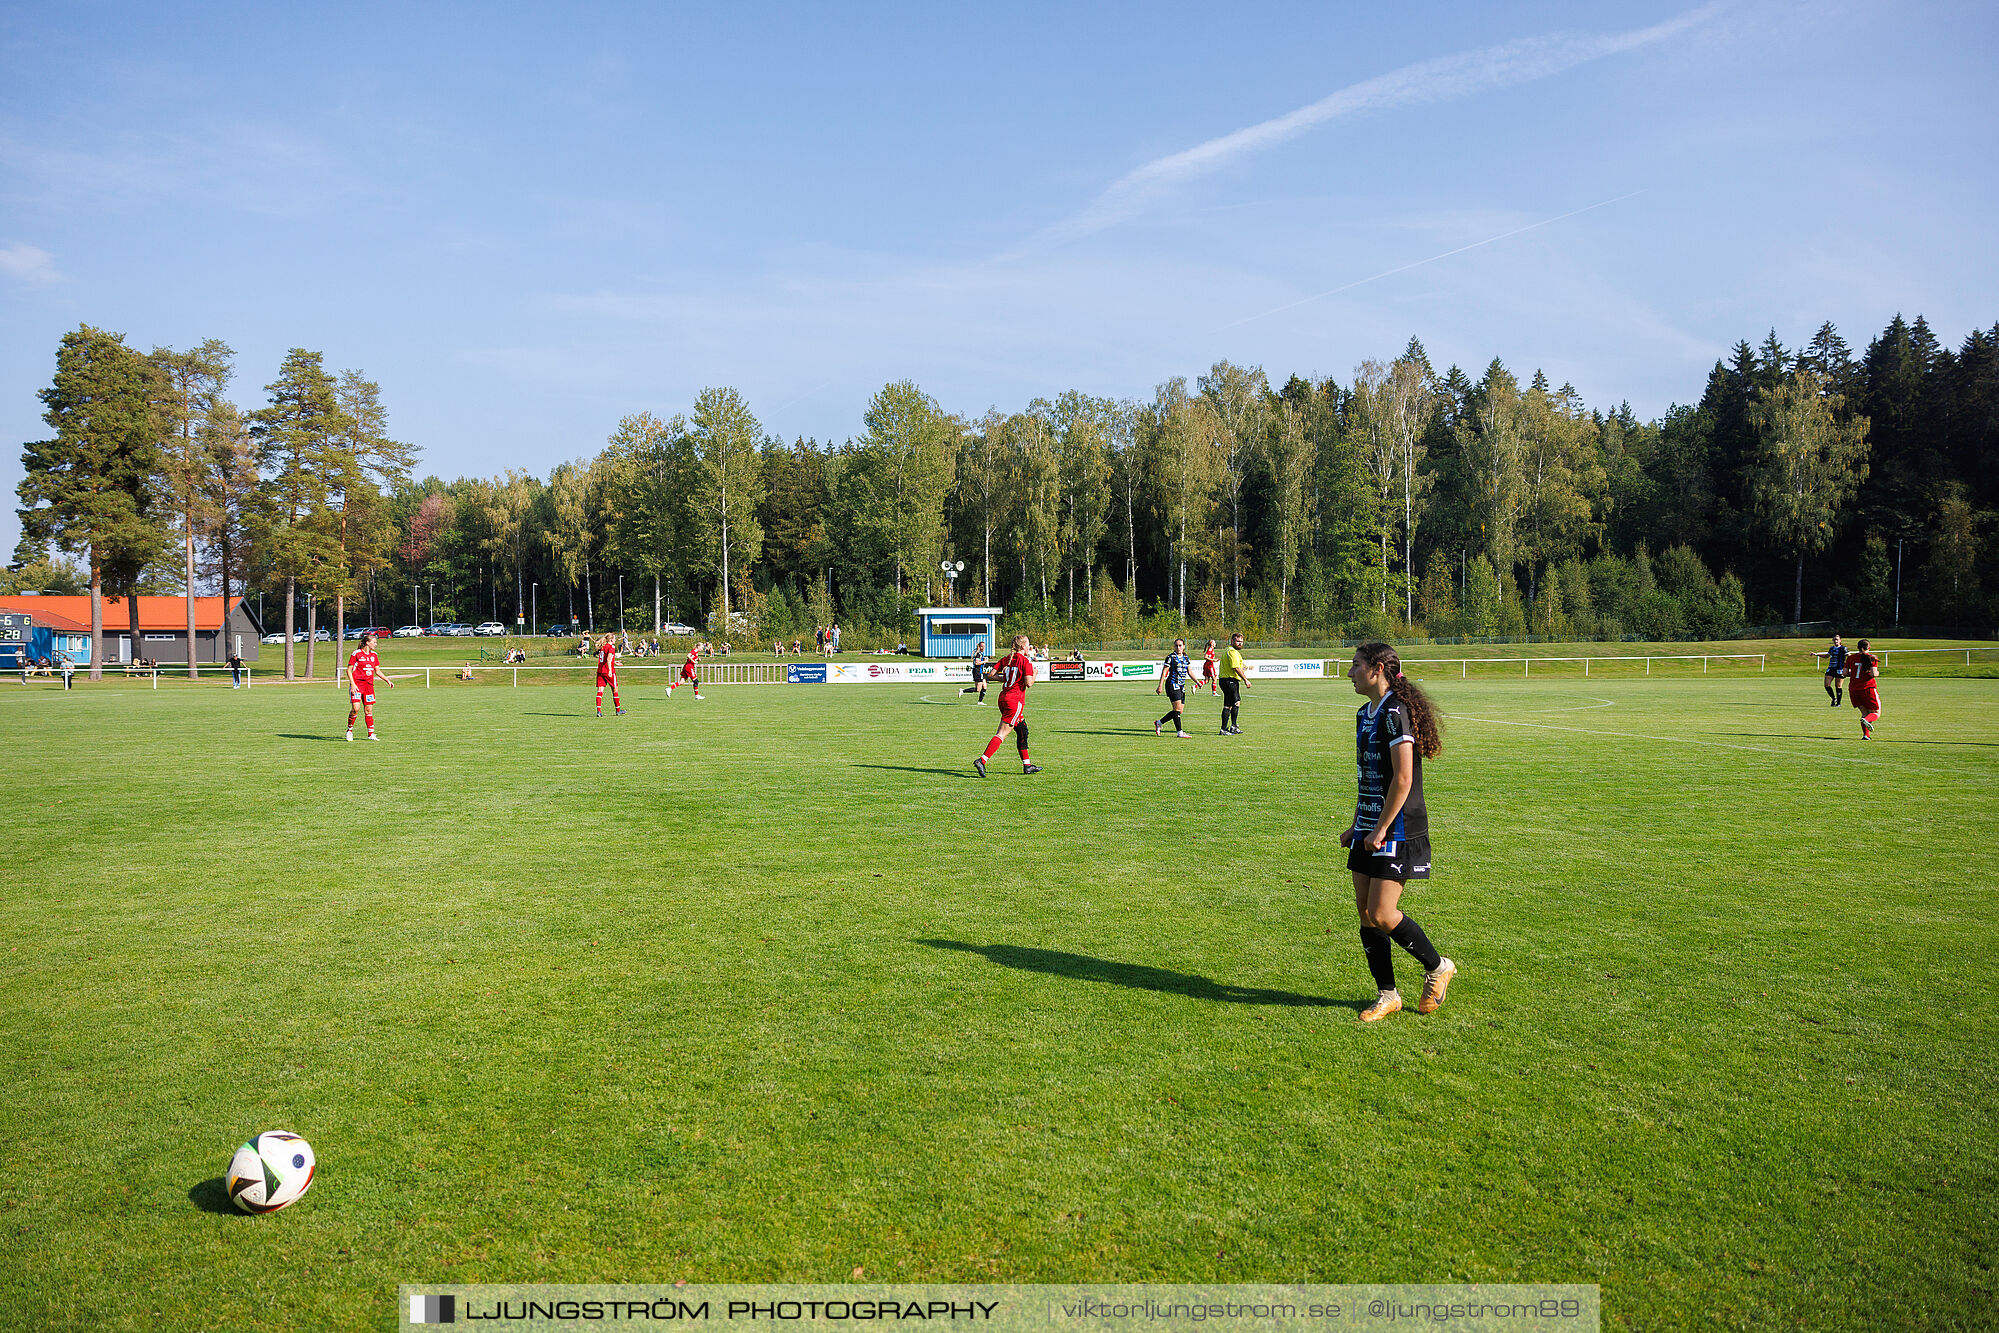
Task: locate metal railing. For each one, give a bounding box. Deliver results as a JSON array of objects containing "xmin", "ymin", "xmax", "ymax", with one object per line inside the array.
[
  {"xmin": 1325, "ymin": 652, "xmax": 1767, "ymax": 678},
  {"xmin": 346, "ymin": 662, "xmax": 788, "ymax": 687},
  {"xmin": 1813, "ymin": 647, "xmax": 1998, "ymax": 667}
]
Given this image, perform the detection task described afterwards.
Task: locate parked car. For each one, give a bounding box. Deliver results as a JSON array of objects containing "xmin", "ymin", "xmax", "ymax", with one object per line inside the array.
[
  {"xmin": 447, "ymin": 624, "xmax": 475, "ymax": 637},
  {"xmin": 546, "ymin": 624, "xmax": 575, "ymax": 637},
  {"xmin": 260, "ymin": 632, "xmax": 287, "ymax": 645},
  {"xmin": 393, "ymin": 625, "xmax": 424, "ymax": 637},
  {"xmin": 426, "ymin": 623, "xmax": 454, "ymax": 636},
  {"xmin": 313, "ymin": 629, "xmax": 331, "ymax": 642},
  {"xmin": 343, "ymin": 626, "xmax": 366, "ymax": 640},
  {"xmin": 474, "ymin": 621, "xmax": 506, "ymax": 636},
  {"xmin": 663, "ymin": 622, "xmax": 698, "ymax": 636}
]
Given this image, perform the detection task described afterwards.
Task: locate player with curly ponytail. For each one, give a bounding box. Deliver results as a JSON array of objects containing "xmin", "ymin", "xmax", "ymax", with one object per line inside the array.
[{"xmin": 1340, "ymin": 641, "xmax": 1455, "ymax": 1021}]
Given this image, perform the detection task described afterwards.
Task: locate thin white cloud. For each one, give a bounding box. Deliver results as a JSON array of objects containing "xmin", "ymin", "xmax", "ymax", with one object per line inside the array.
[
  {"xmin": 0, "ymin": 241, "xmax": 60, "ymax": 285},
  {"xmin": 1023, "ymin": 2, "xmax": 1724, "ymax": 252}
]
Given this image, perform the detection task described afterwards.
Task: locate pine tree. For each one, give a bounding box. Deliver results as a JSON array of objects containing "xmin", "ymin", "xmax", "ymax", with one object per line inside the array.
[
  {"xmin": 152, "ymin": 338, "xmax": 233, "ymax": 677},
  {"xmin": 16, "ymin": 326, "xmax": 170, "ymax": 679},
  {"xmin": 250, "ymin": 349, "xmax": 349, "ymax": 680}
]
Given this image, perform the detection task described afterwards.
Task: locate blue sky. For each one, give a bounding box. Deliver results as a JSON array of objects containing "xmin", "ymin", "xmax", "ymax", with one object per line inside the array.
[{"xmin": 4, "ymin": 1, "xmax": 1996, "ymax": 559}]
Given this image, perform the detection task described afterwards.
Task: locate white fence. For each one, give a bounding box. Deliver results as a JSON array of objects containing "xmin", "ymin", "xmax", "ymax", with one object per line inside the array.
[
  {"xmin": 1362, "ymin": 653, "xmax": 1767, "ymax": 678},
  {"xmin": 343, "ymin": 662, "xmax": 789, "ymax": 687},
  {"xmin": 1814, "ymin": 646, "xmax": 1998, "ymax": 667}
]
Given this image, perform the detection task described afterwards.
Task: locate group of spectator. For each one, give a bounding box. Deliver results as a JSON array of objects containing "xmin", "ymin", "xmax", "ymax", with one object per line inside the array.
[{"xmin": 814, "ymin": 624, "xmax": 842, "ymax": 654}]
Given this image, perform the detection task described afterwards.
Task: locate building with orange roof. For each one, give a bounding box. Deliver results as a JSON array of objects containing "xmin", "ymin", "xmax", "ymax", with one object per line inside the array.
[{"xmin": 0, "ymin": 596, "xmax": 262, "ymax": 667}]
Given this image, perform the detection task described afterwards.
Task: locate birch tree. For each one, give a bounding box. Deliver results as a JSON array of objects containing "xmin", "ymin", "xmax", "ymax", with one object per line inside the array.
[
  {"xmin": 1200, "ymin": 360, "xmax": 1268, "ymax": 622},
  {"xmin": 1263, "ymin": 401, "xmax": 1314, "ymax": 633},
  {"xmin": 1349, "ymin": 360, "xmax": 1398, "ymax": 612},
  {"xmin": 688, "ymin": 387, "xmax": 765, "ymax": 631},
  {"xmin": 1383, "ymin": 355, "xmax": 1436, "ymax": 623},
  {"xmin": 1749, "ymin": 368, "xmax": 1870, "ymax": 621}
]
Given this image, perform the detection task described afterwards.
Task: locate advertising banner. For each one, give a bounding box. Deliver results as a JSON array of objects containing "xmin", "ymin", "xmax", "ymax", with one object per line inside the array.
[
  {"xmin": 825, "ymin": 661, "xmax": 957, "ymax": 684},
  {"xmin": 808, "ymin": 658, "xmax": 1323, "ymax": 683}
]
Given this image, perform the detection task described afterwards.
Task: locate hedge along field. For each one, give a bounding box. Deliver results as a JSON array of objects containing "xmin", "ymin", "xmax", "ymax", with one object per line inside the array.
[{"xmin": 0, "ymin": 670, "xmax": 1993, "ymax": 1331}]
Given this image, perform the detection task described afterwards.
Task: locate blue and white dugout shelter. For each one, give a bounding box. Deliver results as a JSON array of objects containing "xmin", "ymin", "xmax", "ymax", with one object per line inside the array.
[{"xmin": 916, "ymin": 607, "xmax": 1002, "ymax": 659}]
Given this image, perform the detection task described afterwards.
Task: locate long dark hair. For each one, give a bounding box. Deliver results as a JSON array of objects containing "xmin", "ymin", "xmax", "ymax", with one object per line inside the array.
[{"xmin": 1353, "ymin": 641, "xmax": 1442, "ymax": 759}]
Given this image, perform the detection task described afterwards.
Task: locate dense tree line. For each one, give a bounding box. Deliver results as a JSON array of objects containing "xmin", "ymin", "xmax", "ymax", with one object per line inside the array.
[{"xmin": 14, "ymin": 314, "xmax": 1997, "ymax": 676}]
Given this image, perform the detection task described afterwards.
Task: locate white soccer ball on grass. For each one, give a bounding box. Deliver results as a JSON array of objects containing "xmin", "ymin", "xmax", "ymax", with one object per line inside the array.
[{"xmin": 226, "ymin": 1130, "xmax": 316, "ymax": 1214}]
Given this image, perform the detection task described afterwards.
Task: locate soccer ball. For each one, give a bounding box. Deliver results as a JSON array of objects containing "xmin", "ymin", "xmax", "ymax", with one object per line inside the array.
[{"xmin": 226, "ymin": 1130, "xmax": 316, "ymax": 1214}]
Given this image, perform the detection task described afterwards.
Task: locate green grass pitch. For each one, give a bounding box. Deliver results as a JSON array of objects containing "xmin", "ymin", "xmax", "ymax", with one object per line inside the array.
[{"xmin": 1, "ymin": 665, "xmax": 1994, "ymax": 1330}]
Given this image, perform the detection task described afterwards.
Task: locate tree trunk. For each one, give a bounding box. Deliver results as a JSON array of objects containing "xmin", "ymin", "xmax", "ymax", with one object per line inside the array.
[
  {"xmin": 185, "ymin": 516, "xmax": 199, "ymax": 678},
  {"xmin": 305, "ymin": 596, "xmax": 318, "ymax": 681},
  {"xmin": 654, "ymin": 577, "xmax": 661, "ymax": 634},
  {"xmin": 335, "ymin": 594, "xmax": 346, "ymax": 688},
  {"xmin": 284, "ymin": 576, "xmax": 296, "ymax": 680},
  {"xmin": 584, "ymin": 558, "xmax": 594, "ymax": 631},
  {"xmin": 89, "ymin": 557, "xmax": 104, "ymax": 681},
  {"xmin": 1794, "ymin": 549, "xmax": 1804, "ymax": 623},
  {"xmin": 1380, "ymin": 529, "xmax": 1389, "ymax": 613}
]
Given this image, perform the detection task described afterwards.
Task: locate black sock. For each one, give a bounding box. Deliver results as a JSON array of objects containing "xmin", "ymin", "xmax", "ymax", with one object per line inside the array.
[
  {"xmin": 1360, "ymin": 927, "xmax": 1397, "ymax": 991},
  {"xmin": 1160, "ymin": 710, "xmax": 1178, "ymax": 727},
  {"xmin": 1389, "ymin": 915, "xmax": 1442, "ymax": 971}
]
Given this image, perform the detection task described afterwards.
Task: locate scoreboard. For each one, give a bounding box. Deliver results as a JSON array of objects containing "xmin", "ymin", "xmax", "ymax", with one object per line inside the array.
[{"xmin": 0, "ymin": 611, "xmax": 29, "ymax": 668}]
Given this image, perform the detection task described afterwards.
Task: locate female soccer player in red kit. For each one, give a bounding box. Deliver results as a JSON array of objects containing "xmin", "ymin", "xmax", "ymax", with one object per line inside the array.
[
  {"xmin": 667, "ymin": 641, "xmax": 705, "ymax": 699},
  {"xmin": 975, "ymin": 634, "xmax": 1042, "ymax": 777},
  {"xmin": 1846, "ymin": 638, "xmax": 1882, "ymax": 739},
  {"xmin": 596, "ymin": 633, "xmax": 625, "ymax": 716},
  {"xmin": 346, "ymin": 631, "xmax": 394, "ymax": 740}
]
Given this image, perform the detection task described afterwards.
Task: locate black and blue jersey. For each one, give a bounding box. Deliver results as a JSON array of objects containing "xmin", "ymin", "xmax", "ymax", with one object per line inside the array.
[
  {"xmin": 1355, "ymin": 692, "xmax": 1428, "ymax": 841},
  {"xmin": 1162, "ymin": 652, "xmax": 1194, "ymax": 691},
  {"xmin": 1825, "ymin": 643, "xmax": 1847, "ymax": 674}
]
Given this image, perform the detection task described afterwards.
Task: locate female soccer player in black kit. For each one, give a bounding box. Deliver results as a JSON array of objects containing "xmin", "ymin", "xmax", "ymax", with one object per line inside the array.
[{"xmin": 1340, "ymin": 641, "xmax": 1455, "ymax": 1022}]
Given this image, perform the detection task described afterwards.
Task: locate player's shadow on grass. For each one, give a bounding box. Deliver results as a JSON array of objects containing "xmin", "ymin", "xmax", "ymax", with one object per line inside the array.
[
  {"xmin": 187, "ymin": 1177, "xmax": 236, "ymax": 1214},
  {"xmin": 853, "ymin": 764, "xmax": 979, "ymax": 779},
  {"xmin": 916, "ymin": 939, "xmax": 1357, "ymax": 1010},
  {"xmin": 275, "ymin": 733, "xmax": 343, "ymax": 742}
]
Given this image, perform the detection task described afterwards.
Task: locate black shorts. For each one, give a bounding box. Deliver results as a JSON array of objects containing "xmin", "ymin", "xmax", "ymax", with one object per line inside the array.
[
  {"xmin": 1220, "ymin": 679, "xmax": 1242, "ymax": 705},
  {"xmin": 1347, "ymin": 834, "xmax": 1431, "ymax": 882},
  {"xmin": 971, "ymin": 663, "xmax": 986, "ymax": 682},
  {"xmin": 1164, "ymin": 685, "xmax": 1185, "ymax": 703}
]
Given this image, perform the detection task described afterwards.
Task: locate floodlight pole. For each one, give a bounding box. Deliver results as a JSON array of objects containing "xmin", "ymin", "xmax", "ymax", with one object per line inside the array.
[{"xmin": 532, "ymin": 583, "xmax": 538, "ymax": 637}]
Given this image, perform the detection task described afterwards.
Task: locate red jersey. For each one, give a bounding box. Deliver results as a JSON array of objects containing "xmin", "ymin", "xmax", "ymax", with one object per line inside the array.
[
  {"xmin": 685, "ymin": 649, "xmax": 701, "ymax": 670},
  {"xmin": 596, "ymin": 642, "xmax": 618, "ymax": 675},
  {"xmin": 994, "ymin": 652, "xmax": 1035, "ymax": 697},
  {"xmin": 347, "ymin": 649, "xmax": 380, "ymax": 685},
  {"xmin": 1846, "ymin": 653, "xmax": 1879, "ymax": 698}
]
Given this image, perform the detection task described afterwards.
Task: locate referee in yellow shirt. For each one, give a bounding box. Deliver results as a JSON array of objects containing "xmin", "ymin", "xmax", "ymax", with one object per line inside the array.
[{"xmin": 1217, "ymin": 632, "xmax": 1251, "ymax": 734}]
